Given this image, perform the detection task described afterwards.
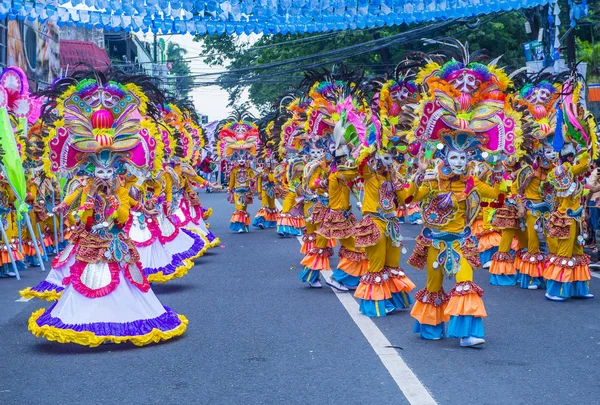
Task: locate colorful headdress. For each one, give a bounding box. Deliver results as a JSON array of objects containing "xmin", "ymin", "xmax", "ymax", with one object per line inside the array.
[
  {"xmin": 553, "ymin": 73, "xmax": 598, "ymax": 159},
  {"xmin": 217, "ymin": 110, "xmax": 260, "ymax": 160},
  {"xmin": 257, "ymin": 109, "xmax": 280, "ymax": 162},
  {"xmin": 510, "ymin": 71, "xmax": 561, "ymax": 159},
  {"xmin": 179, "ymin": 102, "xmax": 205, "ymax": 167},
  {"xmin": 366, "ymin": 59, "xmax": 424, "ymax": 156},
  {"xmin": 412, "ymin": 39, "xmax": 522, "ymax": 158},
  {"xmin": 0, "ymin": 66, "xmax": 36, "ymax": 207},
  {"xmin": 45, "ymin": 70, "xmax": 159, "ymax": 177}
]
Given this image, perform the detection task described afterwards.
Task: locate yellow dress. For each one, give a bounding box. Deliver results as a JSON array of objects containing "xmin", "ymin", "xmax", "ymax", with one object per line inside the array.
[
  {"xmin": 299, "ymin": 160, "xmax": 332, "ymax": 283},
  {"xmin": 276, "ymin": 161, "xmax": 305, "ymax": 237},
  {"xmin": 352, "ymin": 162, "xmax": 416, "ymax": 317},
  {"xmin": 407, "ymin": 166, "xmax": 499, "ymax": 339},
  {"xmin": 470, "ymin": 165, "xmax": 502, "ymax": 266},
  {"xmin": 252, "ymin": 168, "xmax": 278, "ymax": 228},
  {"xmin": 544, "ymin": 152, "xmax": 592, "ymax": 299},
  {"xmin": 487, "ymin": 170, "xmax": 527, "ymax": 286},
  {"xmin": 228, "ymin": 166, "xmax": 254, "ymax": 232},
  {"xmin": 316, "ymin": 164, "xmax": 368, "ymax": 287},
  {"xmin": 512, "ymin": 163, "xmax": 554, "ymax": 288}
]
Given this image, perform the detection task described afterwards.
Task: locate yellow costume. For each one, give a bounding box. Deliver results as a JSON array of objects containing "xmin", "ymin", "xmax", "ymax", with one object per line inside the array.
[
  {"xmin": 299, "ymin": 159, "xmax": 332, "ymax": 285},
  {"xmin": 487, "ymin": 168, "xmax": 527, "ymax": 286},
  {"xmin": 408, "ymin": 165, "xmax": 499, "ymax": 339},
  {"xmin": 513, "ymin": 161, "xmax": 554, "ymax": 289},
  {"xmin": 276, "ymin": 158, "xmax": 305, "ymax": 237},
  {"xmin": 317, "ymin": 163, "xmax": 368, "ymax": 289},
  {"xmin": 544, "ymin": 152, "xmax": 593, "ymax": 300},
  {"xmin": 228, "ymin": 165, "xmax": 255, "ymax": 232},
  {"xmin": 353, "ymin": 159, "xmax": 415, "ymax": 317},
  {"xmin": 252, "ymin": 166, "xmax": 278, "ymax": 229}
]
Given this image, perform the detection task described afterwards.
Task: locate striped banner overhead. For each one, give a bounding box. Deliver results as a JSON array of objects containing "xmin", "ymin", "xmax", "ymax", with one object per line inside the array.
[{"xmin": 0, "ymin": 0, "xmax": 553, "ymax": 35}]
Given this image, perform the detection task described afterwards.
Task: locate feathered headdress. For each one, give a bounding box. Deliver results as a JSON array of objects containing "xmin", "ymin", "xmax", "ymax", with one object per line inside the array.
[
  {"xmin": 217, "ymin": 109, "xmax": 260, "ymax": 160},
  {"xmin": 510, "ymin": 70, "xmax": 560, "ymax": 159},
  {"xmin": 44, "ymin": 68, "xmax": 159, "ymax": 177},
  {"xmin": 412, "ymin": 39, "xmax": 522, "ymax": 158},
  {"xmin": 553, "ymin": 71, "xmax": 598, "ymax": 159}
]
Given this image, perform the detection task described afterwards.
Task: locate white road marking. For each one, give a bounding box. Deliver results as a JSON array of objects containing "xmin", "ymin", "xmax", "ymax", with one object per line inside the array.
[
  {"xmin": 15, "ymin": 297, "xmax": 31, "ymax": 303},
  {"xmin": 276, "ymin": 200, "xmax": 437, "ymax": 405}
]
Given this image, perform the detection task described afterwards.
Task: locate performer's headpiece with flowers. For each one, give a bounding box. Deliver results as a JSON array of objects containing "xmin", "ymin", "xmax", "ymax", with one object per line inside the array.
[
  {"xmin": 217, "ymin": 110, "xmax": 260, "ymax": 161},
  {"xmin": 44, "ymin": 69, "xmax": 161, "ymax": 179},
  {"xmin": 411, "ymin": 39, "xmax": 523, "ymax": 161}
]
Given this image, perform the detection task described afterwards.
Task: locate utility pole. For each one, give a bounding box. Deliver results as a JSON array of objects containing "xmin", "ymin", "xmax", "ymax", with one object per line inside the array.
[
  {"xmin": 153, "ymin": 33, "xmax": 158, "ymax": 77},
  {"xmin": 567, "ymin": 28, "xmax": 576, "ymax": 69}
]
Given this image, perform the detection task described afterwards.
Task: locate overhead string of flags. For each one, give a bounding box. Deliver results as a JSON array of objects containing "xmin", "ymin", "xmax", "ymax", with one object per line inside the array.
[{"xmin": 0, "ymin": 0, "xmax": 566, "ymax": 35}]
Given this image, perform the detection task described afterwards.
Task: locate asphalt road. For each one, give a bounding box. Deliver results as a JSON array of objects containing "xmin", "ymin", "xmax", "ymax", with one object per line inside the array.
[{"xmin": 1, "ymin": 191, "xmax": 599, "ymax": 404}]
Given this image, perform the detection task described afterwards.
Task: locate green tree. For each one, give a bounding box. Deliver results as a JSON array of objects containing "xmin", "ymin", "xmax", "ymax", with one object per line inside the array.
[
  {"xmin": 577, "ymin": 39, "xmax": 600, "ymax": 81},
  {"xmin": 194, "ymin": 9, "xmax": 567, "ymax": 108},
  {"xmin": 197, "ymin": 28, "xmax": 415, "ymax": 110},
  {"xmin": 443, "ymin": 12, "xmax": 530, "ymax": 69},
  {"xmin": 166, "ymin": 42, "xmax": 194, "ymax": 98}
]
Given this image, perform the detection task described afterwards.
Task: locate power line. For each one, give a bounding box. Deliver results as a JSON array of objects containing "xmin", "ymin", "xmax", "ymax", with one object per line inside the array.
[
  {"xmin": 176, "ymin": 20, "xmax": 455, "ymax": 79},
  {"xmin": 139, "ymin": 27, "xmax": 388, "ymax": 65},
  {"xmin": 161, "ymin": 13, "xmax": 504, "ymax": 94},
  {"xmin": 178, "ymin": 12, "xmax": 503, "ymax": 88}
]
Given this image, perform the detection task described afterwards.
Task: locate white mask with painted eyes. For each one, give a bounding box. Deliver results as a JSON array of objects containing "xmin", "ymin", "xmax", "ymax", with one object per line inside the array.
[
  {"xmin": 94, "ymin": 167, "xmax": 115, "ymax": 180},
  {"xmin": 446, "ymin": 150, "xmax": 467, "ymax": 175},
  {"xmin": 398, "ymin": 86, "xmax": 412, "ymax": 101},
  {"xmin": 309, "ymin": 148, "xmax": 324, "ymax": 161},
  {"xmin": 543, "ymin": 147, "xmax": 557, "ymax": 161},
  {"xmin": 377, "ymin": 152, "xmax": 393, "ymax": 167},
  {"xmin": 450, "ymin": 71, "xmax": 480, "ymax": 94},
  {"xmin": 527, "ymin": 88, "xmax": 552, "ymax": 105}
]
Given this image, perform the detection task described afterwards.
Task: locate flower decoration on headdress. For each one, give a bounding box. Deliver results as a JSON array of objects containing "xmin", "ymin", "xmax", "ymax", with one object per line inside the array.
[
  {"xmin": 179, "ymin": 104, "xmax": 205, "ymax": 167},
  {"xmin": 516, "ymin": 80, "xmax": 558, "ymax": 140},
  {"xmin": 45, "ymin": 70, "xmax": 158, "ymax": 177},
  {"xmin": 256, "ymin": 109, "xmax": 280, "ymax": 163},
  {"xmin": 0, "ymin": 67, "xmax": 34, "ymax": 120},
  {"xmin": 275, "ymin": 94, "xmax": 310, "ymax": 159},
  {"xmin": 510, "ymin": 71, "xmax": 561, "ymax": 160}
]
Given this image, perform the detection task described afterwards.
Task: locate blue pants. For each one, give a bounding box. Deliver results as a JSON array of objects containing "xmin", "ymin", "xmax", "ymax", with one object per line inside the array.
[{"xmin": 589, "ymin": 201, "xmax": 599, "ymax": 235}]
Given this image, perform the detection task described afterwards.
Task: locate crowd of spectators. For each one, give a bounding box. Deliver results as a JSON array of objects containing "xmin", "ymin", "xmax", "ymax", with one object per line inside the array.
[
  {"xmin": 586, "ymin": 160, "xmax": 600, "ymax": 261},
  {"xmin": 196, "ymin": 152, "xmax": 230, "ymax": 192}
]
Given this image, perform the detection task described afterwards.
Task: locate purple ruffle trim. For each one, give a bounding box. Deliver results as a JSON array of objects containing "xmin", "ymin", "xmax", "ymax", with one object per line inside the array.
[
  {"xmin": 143, "ymin": 229, "xmax": 206, "ymax": 276},
  {"xmin": 180, "ymin": 228, "xmax": 207, "ymax": 258},
  {"xmin": 204, "ymin": 230, "xmax": 217, "ymax": 244},
  {"xmin": 31, "ymin": 280, "xmax": 65, "ymax": 294},
  {"xmin": 36, "ymin": 304, "xmax": 183, "ymax": 336}
]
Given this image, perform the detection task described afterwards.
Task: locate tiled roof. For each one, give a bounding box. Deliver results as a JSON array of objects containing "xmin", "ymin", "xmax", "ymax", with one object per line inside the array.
[{"xmin": 60, "ymin": 40, "xmax": 111, "ymax": 70}]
